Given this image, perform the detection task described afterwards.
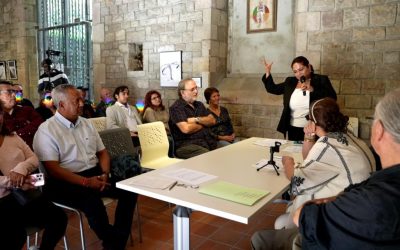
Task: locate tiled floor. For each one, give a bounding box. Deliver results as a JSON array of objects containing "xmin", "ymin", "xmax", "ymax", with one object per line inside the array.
[{"xmin": 26, "ymin": 196, "xmax": 286, "ymax": 250}]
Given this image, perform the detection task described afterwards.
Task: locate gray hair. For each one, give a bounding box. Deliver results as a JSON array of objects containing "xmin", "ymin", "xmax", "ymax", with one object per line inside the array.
[
  {"xmin": 374, "ymin": 88, "xmax": 400, "ymax": 143},
  {"xmin": 177, "ymin": 78, "xmax": 193, "ymax": 98},
  {"xmin": 51, "ymin": 84, "xmax": 76, "ymax": 109}
]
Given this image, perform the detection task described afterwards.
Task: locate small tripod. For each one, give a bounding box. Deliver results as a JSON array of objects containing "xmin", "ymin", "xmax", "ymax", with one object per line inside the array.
[{"xmin": 257, "ymin": 142, "xmax": 281, "ymax": 176}]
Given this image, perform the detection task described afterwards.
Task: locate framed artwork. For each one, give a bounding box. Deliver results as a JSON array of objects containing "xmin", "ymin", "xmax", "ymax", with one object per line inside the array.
[
  {"xmin": 160, "ymin": 51, "xmax": 182, "ymax": 87},
  {"xmin": 0, "ymin": 61, "xmax": 6, "ymax": 80},
  {"xmin": 247, "ymin": 0, "xmax": 277, "ymax": 33},
  {"xmin": 193, "ymin": 77, "xmax": 202, "ymax": 88},
  {"xmin": 7, "ymin": 60, "xmax": 17, "ymax": 80}
]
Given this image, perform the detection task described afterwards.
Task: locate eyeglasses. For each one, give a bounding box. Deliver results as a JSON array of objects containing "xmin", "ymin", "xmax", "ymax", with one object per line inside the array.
[
  {"xmin": 0, "ymin": 89, "xmax": 16, "ymax": 96},
  {"xmin": 176, "ymin": 183, "xmax": 199, "ymax": 189},
  {"xmin": 184, "ymin": 87, "xmax": 198, "ymax": 92}
]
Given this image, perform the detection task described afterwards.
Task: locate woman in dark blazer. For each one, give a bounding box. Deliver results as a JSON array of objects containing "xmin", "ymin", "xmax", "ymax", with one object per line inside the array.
[{"xmin": 262, "ymin": 56, "xmax": 337, "ymax": 141}]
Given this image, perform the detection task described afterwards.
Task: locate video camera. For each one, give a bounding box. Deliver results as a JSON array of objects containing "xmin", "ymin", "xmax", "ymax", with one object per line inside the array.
[{"xmin": 46, "ymin": 49, "xmax": 62, "ymax": 57}]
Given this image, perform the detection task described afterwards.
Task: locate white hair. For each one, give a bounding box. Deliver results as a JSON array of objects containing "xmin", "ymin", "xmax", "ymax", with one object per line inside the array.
[
  {"xmin": 51, "ymin": 84, "xmax": 76, "ymax": 109},
  {"xmin": 374, "ymin": 88, "xmax": 400, "ymax": 143}
]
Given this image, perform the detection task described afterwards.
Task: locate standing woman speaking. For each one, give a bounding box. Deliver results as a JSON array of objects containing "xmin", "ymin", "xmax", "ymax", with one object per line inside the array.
[{"xmin": 262, "ymin": 56, "xmax": 337, "ymax": 141}]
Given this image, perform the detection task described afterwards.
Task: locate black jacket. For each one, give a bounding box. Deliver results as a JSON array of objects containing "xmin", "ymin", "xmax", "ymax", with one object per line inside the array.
[{"xmin": 262, "ymin": 73, "xmax": 337, "ymax": 136}]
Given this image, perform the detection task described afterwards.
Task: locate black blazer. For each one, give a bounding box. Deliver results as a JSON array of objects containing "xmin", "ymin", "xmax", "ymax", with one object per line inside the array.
[{"xmin": 262, "ymin": 73, "xmax": 337, "ymax": 136}]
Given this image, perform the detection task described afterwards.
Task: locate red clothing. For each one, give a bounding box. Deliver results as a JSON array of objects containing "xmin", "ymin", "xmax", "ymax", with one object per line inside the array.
[{"xmin": 4, "ymin": 105, "xmax": 43, "ymax": 149}]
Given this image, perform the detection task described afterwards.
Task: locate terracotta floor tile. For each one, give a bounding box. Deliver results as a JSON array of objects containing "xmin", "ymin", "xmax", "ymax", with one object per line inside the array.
[{"xmin": 26, "ymin": 196, "xmax": 283, "ymax": 250}]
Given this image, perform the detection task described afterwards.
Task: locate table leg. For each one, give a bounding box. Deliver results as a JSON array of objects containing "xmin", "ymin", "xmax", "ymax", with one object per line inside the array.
[{"xmin": 173, "ymin": 206, "xmax": 192, "ymax": 250}]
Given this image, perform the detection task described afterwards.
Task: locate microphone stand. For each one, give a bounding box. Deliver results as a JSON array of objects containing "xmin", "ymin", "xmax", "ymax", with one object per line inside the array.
[{"xmin": 257, "ymin": 144, "xmax": 280, "ymax": 176}]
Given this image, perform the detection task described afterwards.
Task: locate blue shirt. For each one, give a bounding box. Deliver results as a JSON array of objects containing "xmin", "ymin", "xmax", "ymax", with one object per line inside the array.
[{"xmin": 33, "ymin": 112, "xmax": 105, "ymax": 173}]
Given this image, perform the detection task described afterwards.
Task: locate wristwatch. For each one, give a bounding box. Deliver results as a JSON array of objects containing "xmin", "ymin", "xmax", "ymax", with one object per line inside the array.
[{"xmin": 195, "ymin": 117, "xmax": 200, "ymax": 124}]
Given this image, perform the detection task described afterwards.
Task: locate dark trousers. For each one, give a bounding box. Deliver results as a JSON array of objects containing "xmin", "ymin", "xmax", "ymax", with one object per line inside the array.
[
  {"xmin": 0, "ymin": 193, "xmax": 67, "ymax": 250},
  {"xmin": 44, "ymin": 167, "xmax": 137, "ymax": 250}
]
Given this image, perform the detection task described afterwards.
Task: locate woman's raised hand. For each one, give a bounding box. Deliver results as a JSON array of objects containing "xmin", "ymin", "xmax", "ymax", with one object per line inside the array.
[{"xmin": 262, "ymin": 57, "xmax": 273, "ymax": 77}]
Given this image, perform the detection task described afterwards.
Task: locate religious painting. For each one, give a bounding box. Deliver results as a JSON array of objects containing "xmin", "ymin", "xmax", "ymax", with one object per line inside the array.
[
  {"xmin": 160, "ymin": 51, "xmax": 182, "ymax": 87},
  {"xmin": 0, "ymin": 61, "xmax": 6, "ymax": 80},
  {"xmin": 247, "ymin": 0, "xmax": 277, "ymax": 33},
  {"xmin": 7, "ymin": 60, "xmax": 17, "ymax": 80}
]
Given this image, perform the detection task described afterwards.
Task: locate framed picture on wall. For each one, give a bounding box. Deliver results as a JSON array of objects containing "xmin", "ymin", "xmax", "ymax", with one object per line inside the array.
[
  {"xmin": 7, "ymin": 60, "xmax": 17, "ymax": 80},
  {"xmin": 247, "ymin": 0, "xmax": 277, "ymax": 33},
  {"xmin": 0, "ymin": 61, "xmax": 6, "ymax": 80},
  {"xmin": 193, "ymin": 77, "xmax": 202, "ymax": 88},
  {"xmin": 160, "ymin": 51, "xmax": 182, "ymax": 87}
]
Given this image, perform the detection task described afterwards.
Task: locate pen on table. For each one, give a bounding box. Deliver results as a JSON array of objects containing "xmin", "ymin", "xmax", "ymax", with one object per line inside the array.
[{"xmin": 169, "ymin": 181, "xmax": 178, "ymax": 191}]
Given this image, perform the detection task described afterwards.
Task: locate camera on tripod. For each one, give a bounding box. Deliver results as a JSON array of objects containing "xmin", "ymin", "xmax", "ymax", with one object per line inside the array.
[
  {"xmin": 46, "ymin": 49, "xmax": 62, "ymax": 57},
  {"xmin": 270, "ymin": 141, "xmax": 281, "ymax": 154},
  {"xmin": 257, "ymin": 141, "xmax": 282, "ymax": 176}
]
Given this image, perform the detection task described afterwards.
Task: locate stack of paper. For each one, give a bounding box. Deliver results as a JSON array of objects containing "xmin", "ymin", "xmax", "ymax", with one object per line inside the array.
[
  {"xmin": 128, "ymin": 176, "xmax": 176, "ymax": 190},
  {"xmin": 253, "ymin": 139, "xmax": 288, "ymax": 147},
  {"xmin": 198, "ymin": 181, "xmax": 270, "ymax": 206}
]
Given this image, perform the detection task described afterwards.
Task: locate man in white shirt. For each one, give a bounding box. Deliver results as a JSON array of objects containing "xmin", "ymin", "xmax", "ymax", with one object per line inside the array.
[
  {"xmin": 106, "ymin": 85, "xmax": 142, "ymax": 146},
  {"xmin": 33, "ymin": 84, "xmax": 137, "ymax": 250}
]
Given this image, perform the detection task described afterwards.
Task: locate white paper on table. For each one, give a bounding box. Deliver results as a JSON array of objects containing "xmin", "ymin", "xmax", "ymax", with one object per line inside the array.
[
  {"xmin": 252, "ymin": 158, "xmax": 283, "ymax": 172},
  {"xmin": 161, "ymin": 168, "xmax": 217, "ymax": 186},
  {"xmin": 253, "ymin": 139, "xmax": 288, "ymax": 147},
  {"xmin": 127, "ymin": 176, "xmax": 176, "ymax": 190}
]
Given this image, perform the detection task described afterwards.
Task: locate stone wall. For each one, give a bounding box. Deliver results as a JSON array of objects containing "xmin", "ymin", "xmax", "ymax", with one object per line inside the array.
[
  {"xmin": 0, "ymin": 0, "xmax": 39, "ymax": 102},
  {"xmin": 92, "ymin": 0, "xmax": 228, "ymax": 105},
  {"xmin": 220, "ymin": 0, "xmax": 400, "ymax": 141}
]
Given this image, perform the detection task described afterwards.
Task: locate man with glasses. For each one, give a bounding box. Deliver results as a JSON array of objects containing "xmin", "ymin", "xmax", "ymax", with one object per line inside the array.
[
  {"xmin": 0, "ymin": 80, "xmax": 43, "ymax": 149},
  {"xmin": 169, "ymin": 78, "xmax": 217, "ymax": 159},
  {"xmin": 12, "ymin": 83, "xmax": 34, "ymax": 108}
]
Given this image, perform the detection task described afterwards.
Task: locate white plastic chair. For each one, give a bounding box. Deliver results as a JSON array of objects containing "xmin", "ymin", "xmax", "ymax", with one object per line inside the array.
[
  {"xmin": 138, "ymin": 122, "xmax": 183, "ymax": 170},
  {"xmin": 89, "ymin": 117, "xmax": 107, "ymax": 132}
]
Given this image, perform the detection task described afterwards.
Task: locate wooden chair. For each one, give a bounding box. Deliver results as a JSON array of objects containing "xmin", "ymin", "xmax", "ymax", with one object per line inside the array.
[{"xmin": 138, "ymin": 121, "xmax": 183, "ymax": 170}]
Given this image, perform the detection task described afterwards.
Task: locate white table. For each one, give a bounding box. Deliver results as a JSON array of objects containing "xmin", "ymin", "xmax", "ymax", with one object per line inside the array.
[{"xmin": 117, "ymin": 137, "xmax": 292, "ymax": 250}]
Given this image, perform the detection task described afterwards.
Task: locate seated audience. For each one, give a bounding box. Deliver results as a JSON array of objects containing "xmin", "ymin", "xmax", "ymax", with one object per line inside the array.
[
  {"xmin": 77, "ymin": 86, "xmax": 96, "ymax": 118},
  {"xmin": 143, "ymin": 90, "xmax": 174, "ymax": 156},
  {"xmin": 33, "ymin": 84, "xmax": 137, "ymax": 250},
  {"xmin": 0, "ymin": 80, "xmax": 43, "ymax": 149},
  {"xmin": 106, "ymin": 85, "xmax": 142, "ymax": 147},
  {"xmin": 35, "ymin": 91, "xmax": 56, "ymax": 121},
  {"xmin": 13, "ymin": 83, "xmax": 34, "ymax": 108},
  {"xmin": 204, "ymin": 87, "xmax": 238, "ymax": 147},
  {"xmin": 0, "ymin": 101, "xmax": 67, "ymax": 250},
  {"xmin": 95, "ymin": 87, "xmax": 115, "ymax": 117},
  {"xmin": 292, "ymin": 89, "xmax": 400, "ymax": 249},
  {"xmin": 169, "ymin": 78, "xmax": 217, "ymax": 159},
  {"xmin": 251, "ymin": 97, "xmax": 377, "ymax": 249}
]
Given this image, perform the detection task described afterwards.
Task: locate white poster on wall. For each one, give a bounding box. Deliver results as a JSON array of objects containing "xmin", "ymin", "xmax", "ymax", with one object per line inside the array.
[{"xmin": 160, "ymin": 51, "xmax": 182, "ymax": 87}]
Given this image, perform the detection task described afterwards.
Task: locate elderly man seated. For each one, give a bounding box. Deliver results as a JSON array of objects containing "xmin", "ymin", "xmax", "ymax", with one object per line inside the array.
[{"xmin": 33, "ymin": 84, "xmax": 137, "ymax": 250}]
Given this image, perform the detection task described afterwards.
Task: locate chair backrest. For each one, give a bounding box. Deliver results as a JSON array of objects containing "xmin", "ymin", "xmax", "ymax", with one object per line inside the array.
[
  {"xmin": 89, "ymin": 117, "xmax": 107, "ymax": 132},
  {"xmin": 138, "ymin": 121, "xmax": 170, "ymax": 164},
  {"xmin": 99, "ymin": 127, "xmax": 136, "ymax": 159}
]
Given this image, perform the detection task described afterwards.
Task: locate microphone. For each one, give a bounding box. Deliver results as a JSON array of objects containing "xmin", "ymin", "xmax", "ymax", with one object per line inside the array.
[{"xmin": 300, "ymin": 76, "xmax": 306, "ymax": 96}]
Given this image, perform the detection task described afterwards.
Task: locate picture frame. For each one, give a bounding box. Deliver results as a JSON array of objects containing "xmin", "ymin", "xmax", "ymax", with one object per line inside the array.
[
  {"xmin": 247, "ymin": 0, "xmax": 277, "ymax": 33},
  {"xmin": 193, "ymin": 77, "xmax": 202, "ymax": 88},
  {"xmin": 7, "ymin": 60, "xmax": 17, "ymax": 80},
  {"xmin": 0, "ymin": 61, "xmax": 6, "ymax": 80},
  {"xmin": 160, "ymin": 51, "xmax": 182, "ymax": 87}
]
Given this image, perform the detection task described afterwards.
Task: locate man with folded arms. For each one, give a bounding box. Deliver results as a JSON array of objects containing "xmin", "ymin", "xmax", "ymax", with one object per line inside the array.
[{"xmin": 169, "ymin": 78, "xmax": 217, "ymax": 159}]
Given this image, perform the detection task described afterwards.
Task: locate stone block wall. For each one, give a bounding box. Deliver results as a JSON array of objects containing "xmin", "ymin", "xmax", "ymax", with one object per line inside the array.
[
  {"xmin": 92, "ymin": 0, "xmax": 228, "ymax": 105},
  {"xmin": 0, "ymin": 0, "xmax": 39, "ymax": 102},
  {"xmin": 220, "ymin": 0, "xmax": 400, "ymax": 141}
]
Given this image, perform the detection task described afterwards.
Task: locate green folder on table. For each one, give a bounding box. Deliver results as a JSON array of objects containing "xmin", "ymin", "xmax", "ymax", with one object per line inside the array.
[{"xmin": 198, "ymin": 181, "xmax": 270, "ymax": 206}]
